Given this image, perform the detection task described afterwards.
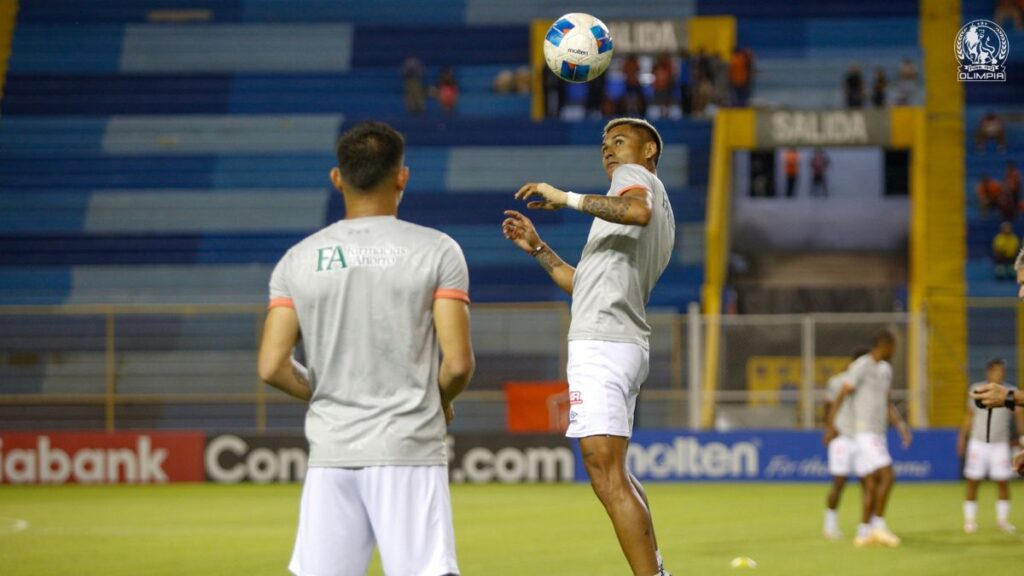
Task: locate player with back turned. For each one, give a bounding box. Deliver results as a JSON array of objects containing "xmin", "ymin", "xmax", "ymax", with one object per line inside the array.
[
  {"xmin": 822, "ymin": 348, "xmax": 869, "ymax": 541},
  {"xmin": 502, "ymin": 118, "xmax": 674, "ymax": 576},
  {"xmin": 257, "ymin": 122, "xmax": 474, "ymax": 576}
]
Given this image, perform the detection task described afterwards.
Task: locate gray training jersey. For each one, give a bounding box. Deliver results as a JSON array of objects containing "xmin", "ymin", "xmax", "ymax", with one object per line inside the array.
[
  {"xmin": 967, "ymin": 382, "xmax": 1018, "ymax": 443},
  {"xmin": 269, "ymin": 216, "xmax": 470, "ymax": 467},
  {"xmin": 568, "ymin": 163, "xmax": 675, "ymax": 347},
  {"xmin": 827, "ymin": 371, "xmax": 854, "ymax": 437},
  {"xmin": 847, "ymin": 354, "xmax": 892, "ymax": 435}
]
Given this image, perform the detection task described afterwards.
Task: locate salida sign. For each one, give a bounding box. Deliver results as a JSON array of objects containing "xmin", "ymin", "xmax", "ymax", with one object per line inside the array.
[{"xmin": 0, "ymin": 432, "xmax": 204, "ymax": 485}]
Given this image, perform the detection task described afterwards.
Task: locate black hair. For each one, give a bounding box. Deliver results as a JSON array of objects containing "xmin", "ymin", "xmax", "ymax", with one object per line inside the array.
[
  {"xmin": 872, "ymin": 329, "xmax": 896, "ymax": 347},
  {"xmin": 986, "ymin": 358, "xmax": 1007, "ymax": 370},
  {"xmin": 851, "ymin": 347, "xmax": 870, "ymax": 360},
  {"xmin": 335, "ymin": 121, "xmax": 405, "ymax": 191}
]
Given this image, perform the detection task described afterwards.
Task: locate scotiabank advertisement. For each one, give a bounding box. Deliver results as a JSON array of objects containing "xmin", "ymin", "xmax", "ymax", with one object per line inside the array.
[{"xmin": 0, "ymin": 432, "xmax": 205, "ymax": 485}]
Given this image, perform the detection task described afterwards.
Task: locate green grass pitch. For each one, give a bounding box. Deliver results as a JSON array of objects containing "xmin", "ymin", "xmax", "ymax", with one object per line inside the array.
[{"xmin": 1, "ymin": 482, "xmax": 1021, "ymax": 575}]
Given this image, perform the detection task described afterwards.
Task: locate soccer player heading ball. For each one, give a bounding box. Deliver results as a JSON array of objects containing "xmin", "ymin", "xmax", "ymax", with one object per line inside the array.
[
  {"xmin": 258, "ymin": 122, "xmax": 473, "ymax": 576},
  {"xmin": 503, "ymin": 118, "xmax": 675, "ymax": 576}
]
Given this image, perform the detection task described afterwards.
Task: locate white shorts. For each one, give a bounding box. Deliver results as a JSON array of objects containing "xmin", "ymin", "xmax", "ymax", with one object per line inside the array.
[
  {"xmin": 965, "ymin": 439, "xmax": 1014, "ymax": 481},
  {"xmin": 289, "ymin": 466, "xmax": 458, "ymax": 576},
  {"xmin": 828, "ymin": 435, "xmax": 858, "ymax": 477},
  {"xmin": 565, "ymin": 339, "xmax": 649, "ymax": 439},
  {"xmin": 854, "ymin": 432, "xmax": 893, "ymax": 477}
]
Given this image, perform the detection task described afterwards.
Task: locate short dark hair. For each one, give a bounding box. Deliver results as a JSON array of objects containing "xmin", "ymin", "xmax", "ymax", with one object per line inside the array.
[
  {"xmin": 335, "ymin": 122, "xmax": 404, "ymax": 191},
  {"xmin": 872, "ymin": 329, "xmax": 896, "ymax": 347},
  {"xmin": 851, "ymin": 347, "xmax": 870, "ymax": 360},
  {"xmin": 986, "ymin": 358, "xmax": 1007, "ymax": 370}
]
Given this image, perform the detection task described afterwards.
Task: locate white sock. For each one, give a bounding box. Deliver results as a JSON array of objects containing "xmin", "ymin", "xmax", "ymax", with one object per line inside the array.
[
  {"xmin": 997, "ymin": 500, "xmax": 1011, "ymax": 522},
  {"xmin": 857, "ymin": 523, "xmax": 872, "ymax": 538},
  {"xmin": 964, "ymin": 500, "xmax": 978, "ymax": 523},
  {"xmin": 870, "ymin": 515, "xmax": 886, "ymax": 530},
  {"xmin": 655, "ymin": 549, "xmax": 663, "ymax": 570},
  {"xmin": 825, "ymin": 509, "xmax": 838, "ymax": 531}
]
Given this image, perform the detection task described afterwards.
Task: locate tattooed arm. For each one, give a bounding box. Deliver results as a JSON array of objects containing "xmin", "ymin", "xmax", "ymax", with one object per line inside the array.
[
  {"xmin": 515, "ymin": 182, "xmax": 652, "ymax": 226},
  {"xmin": 580, "ymin": 189, "xmax": 652, "ymax": 226},
  {"xmin": 502, "ymin": 210, "xmax": 575, "ymax": 295}
]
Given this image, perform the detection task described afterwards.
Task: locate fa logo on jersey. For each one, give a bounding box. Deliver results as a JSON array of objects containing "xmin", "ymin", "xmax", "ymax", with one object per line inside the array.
[
  {"xmin": 956, "ymin": 19, "xmax": 1009, "ymax": 82},
  {"xmin": 569, "ymin": 391, "xmax": 583, "ymax": 405}
]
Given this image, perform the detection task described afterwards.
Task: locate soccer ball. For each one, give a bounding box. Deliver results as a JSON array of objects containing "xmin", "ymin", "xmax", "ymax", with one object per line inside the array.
[{"xmin": 542, "ymin": 13, "xmax": 614, "ymax": 83}]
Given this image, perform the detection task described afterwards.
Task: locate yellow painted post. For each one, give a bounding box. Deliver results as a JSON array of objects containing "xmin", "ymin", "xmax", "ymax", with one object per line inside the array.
[
  {"xmin": 530, "ymin": 20, "xmax": 554, "ymax": 121},
  {"xmin": 0, "ymin": 0, "xmax": 18, "ymax": 101},
  {"xmin": 687, "ymin": 16, "xmax": 736, "ymax": 61},
  {"xmin": 915, "ymin": 0, "xmax": 967, "ymax": 426}
]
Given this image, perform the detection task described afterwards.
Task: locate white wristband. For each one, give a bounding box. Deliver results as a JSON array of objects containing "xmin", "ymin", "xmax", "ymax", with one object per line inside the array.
[{"xmin": 565, "ymin": 191, "xmax": 583, "ymax": 210}]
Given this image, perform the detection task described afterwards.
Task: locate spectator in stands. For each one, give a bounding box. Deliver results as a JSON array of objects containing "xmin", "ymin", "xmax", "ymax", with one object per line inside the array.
[
  {"xmin": 995, "ymin": 0, "xmax": 1024, "ymax": 31},
  {"xmin": 651, "ymin": 52, "xmax": 677, "ymax": 119},
  {"xmin": 1004, "ymin": 160, "xmax": 1022, "ymax": 219},
  {"xmin": 895, "ymin": 58, "xmax": 918, "ymax": 105},
  {"xmin": 729, "ymin": 47, "xmax": 754, "ymax": 107},
  {"xmin": 976, "ymin": 111, "xmax": 1008, "ymax": 153},
  {"xmin": 492, "ymin": 69, "xmax": 515, "ymax": 94},
  {"xmin": 783, "ymin": 147, "xmax": 801, "ymax": 198},
  {"xmin": 810, "ymin": 148, "xmax": 831, "ymax": 197},
  {"xmin": 401, "ymin": 56, "xmax": 426, "ymax": 115},
  {"xmin": 993, "ymin": 222, "xmax": 1020, "ymax": 279},
  {"xmin": 619, "ymin": 55, "xmax": 647, "ymax": 117},
  {"xmin": 978, "ymin": 174, "xmax": 1004, "ymax": 214},
  {"xmin": 677, "ymin": 48, "xmax": 693, "ymax": 116},
  {"xmin": 844, "ymin": 65, "xmax": 865, "ymax": 108},
  {"xmin": 436, "ymin": 67, "xmax": 459, "ymax": 115},
  {"xmin": 872, "ymin": 68, "xmax": 888, "ymax": 108},
  {"xmin": 542, "ymin": 66, "xmax": 565, "ymax": 119},
  {"xmin": 515, "ymin": 66, "xmax": 532, "ymax": 95}
]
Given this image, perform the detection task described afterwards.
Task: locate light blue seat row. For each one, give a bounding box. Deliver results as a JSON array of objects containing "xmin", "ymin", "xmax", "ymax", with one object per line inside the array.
[
  {"xmin": 445, "ymin": 145, "xmax": 688, "ymax": 193},
  {"xmin": 464, "ymin": 0, "xmax": 696, "ymax": 24},
  {"xmin": 121, "ymin": 23, "xmax": 353, "ymax": 72},
  {"xmin": 84, "ymin": 189, "xmax": 330, "ymax": 233},
  {"xmin": 101, "ymin": 114, "xmax": 344, "ymax": 155}
]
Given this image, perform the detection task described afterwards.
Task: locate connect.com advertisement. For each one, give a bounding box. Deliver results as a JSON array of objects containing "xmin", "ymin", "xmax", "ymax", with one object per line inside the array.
[{"xmin": 0, "ymin": 430, "xmax": 961, "ymax": 484}]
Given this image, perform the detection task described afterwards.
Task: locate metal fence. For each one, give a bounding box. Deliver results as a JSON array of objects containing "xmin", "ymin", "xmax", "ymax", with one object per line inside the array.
[{"xmin": 1, "ymin": 301, "xmax": 1020, "ymax": 433}]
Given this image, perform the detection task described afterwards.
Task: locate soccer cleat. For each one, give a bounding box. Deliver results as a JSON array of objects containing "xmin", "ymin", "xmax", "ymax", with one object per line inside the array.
[
  {"xmin": 964, "ymin": 521, "xmax": 978, "ymax": 534},
  {"xmin": 823, "ymin": 528, "xmax": 844, "ymax": 541},
  {"xmin": 997, "ymin": 520, "xmax": 1016, "ymax": 534},
  {"xmin": 871, "ymin": 527, "xmax": 901, "ymax": 547},
  {"xmin": 853, "ymin": 533, "xmax": 875, "ymax": 548}
]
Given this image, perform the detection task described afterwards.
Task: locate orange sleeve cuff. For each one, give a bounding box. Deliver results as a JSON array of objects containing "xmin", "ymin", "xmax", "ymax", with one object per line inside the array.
[
  {"xmin": 268, "ymin": 297, "xmax": 295, "ymax": 310},
  {"xmin": 616, "ymin": 184, "xmax": 649, "ymax": 197},
  {"xmin": 434, "ymin": 288, "xmax": 470, "ymax": 304}
]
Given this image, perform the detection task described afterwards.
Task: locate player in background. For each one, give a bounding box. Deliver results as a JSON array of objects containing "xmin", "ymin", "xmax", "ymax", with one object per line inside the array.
[
  {"xmin": 958, "ymin": 358, "xmax": 1024, "ymax": 534},
  {"xmin": 502, "ymin": 118, "xmax": 674, "ymax": 576},
  {"xmin": 258, "ymin": 122, "xmax": 473, "ymax": 576},
  {"xmin": 971, "ymin": 248, "xmax": 1024, "ymax": 478},
  {"xmin": 830, "ymin": 330, "xmax": 912, "ymax": 547},
  {"xmin": 822, "ymin": 347, "xmax": 870, "ymax": 541}
]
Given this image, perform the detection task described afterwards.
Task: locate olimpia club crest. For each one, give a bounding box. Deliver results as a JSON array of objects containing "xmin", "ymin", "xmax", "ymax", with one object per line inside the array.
[{"xmin": 955, "ymin": 19, "xmax": 1009, "ymax": 82}]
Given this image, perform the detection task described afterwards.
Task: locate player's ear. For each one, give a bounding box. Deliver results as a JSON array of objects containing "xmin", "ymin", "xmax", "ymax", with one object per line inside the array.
[
  {"xmin": 329, "ymin": 167, "xmax": 345, "ymax": 193},
  {"xmin": 643, "ymin": 141, "xmax": 657, "ymax": 163},
  {"xmin": 396, "ymin": 165, "xmax": 410, "ymax": 192}
]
